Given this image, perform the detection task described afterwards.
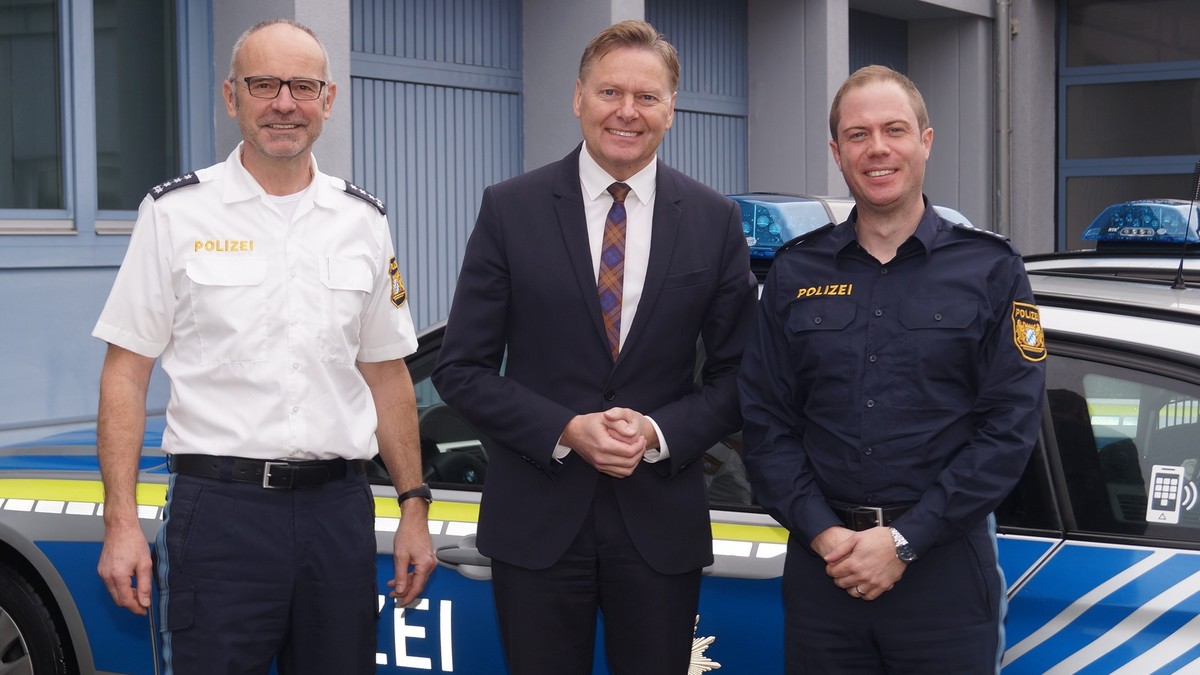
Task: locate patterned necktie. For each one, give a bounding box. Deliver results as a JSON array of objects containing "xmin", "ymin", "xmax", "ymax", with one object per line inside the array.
[{"xmin": 597, "ymin": 182, "xmax": 631, "ymax": 361}]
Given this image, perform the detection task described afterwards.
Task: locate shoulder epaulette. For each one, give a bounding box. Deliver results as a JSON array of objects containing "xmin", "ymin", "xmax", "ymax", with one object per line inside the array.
[
  {"xmin": 949, "ymin": 221, "xmax": 1009, "ymax": 243},
  {"xmin": 343, "ymin": 181, "xmax": 387, "ymax": 215},
  {"xmin": 776, "ymin": 223, "xmax": 836, "ymax": 256},
  {"xmin": 148, "ymin": 173, "xmax": 200, "ymax": 200}
]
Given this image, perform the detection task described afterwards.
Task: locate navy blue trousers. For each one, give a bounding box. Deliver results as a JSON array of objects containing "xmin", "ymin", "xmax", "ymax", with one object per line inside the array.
[
  {"xmin": 491, "ymin": 477, "xmax": 703, "ymax": 675},
  {"xmin": 784, "ymin": 518, "xmax": 1005, "ymax": 674},
  {"xmin": 154, "ymin": 472, "xmax": 378, "ymax": 675}
]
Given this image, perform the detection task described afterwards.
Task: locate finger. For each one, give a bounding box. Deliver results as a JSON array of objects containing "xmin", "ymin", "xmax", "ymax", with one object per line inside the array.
[{"xmin": 136, "ymin": 559, "xmax": 153, "ymax": 610}]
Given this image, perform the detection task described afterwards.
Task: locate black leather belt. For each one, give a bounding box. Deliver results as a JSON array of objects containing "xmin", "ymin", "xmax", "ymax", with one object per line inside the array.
[
  {"xmin": 169, "ymin": 454, "xmax": 367, "ymax": 489},
  {"xmin": 828, "ymin": 500, "xmax": 915, "ymax": 531}
]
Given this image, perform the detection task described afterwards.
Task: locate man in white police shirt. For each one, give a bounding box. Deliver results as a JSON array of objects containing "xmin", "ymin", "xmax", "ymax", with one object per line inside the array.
[
  {"xmin": 92, "ymin": 19, "xmax": 435, "ymax": 675},
  {"xmin": 739, "ymin": 65, "xmax": 1046, "ymax": 674}
]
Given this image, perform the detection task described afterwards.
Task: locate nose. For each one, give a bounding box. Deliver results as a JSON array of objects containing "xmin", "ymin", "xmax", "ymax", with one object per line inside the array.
[
  {"xmin": 866, "ymin": 132, "xmax": 889, "ymax": 156},
  {"xmin": 271, "ymin": 86, "xmax": 299, "ymax": 112},
  {"xmin": 616, "ymin": 93, "xmax": 638, "ymax": 120}
]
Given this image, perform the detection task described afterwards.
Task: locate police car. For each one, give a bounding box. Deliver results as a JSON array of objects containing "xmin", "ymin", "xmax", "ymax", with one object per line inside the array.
[{"xmin": 2, "ymin": 200, "xmax": 1199, "ymax": 674}]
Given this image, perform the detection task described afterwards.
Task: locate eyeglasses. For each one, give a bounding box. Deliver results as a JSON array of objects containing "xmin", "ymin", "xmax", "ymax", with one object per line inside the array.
[{"xmin": 239, "ymin": 76, "xmax": 326, "ymax": 101}]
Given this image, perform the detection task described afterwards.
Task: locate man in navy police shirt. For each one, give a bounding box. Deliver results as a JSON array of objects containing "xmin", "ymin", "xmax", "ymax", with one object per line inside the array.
[{"xmin": 739, "ymin": 65, "xmax": 1046, "ymax": 674}]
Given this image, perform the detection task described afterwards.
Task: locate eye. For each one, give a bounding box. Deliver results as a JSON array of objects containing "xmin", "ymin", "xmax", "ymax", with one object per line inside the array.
[
  {"xmin": 600, "ymin": 88, "xmax": 617, "ymax": 97},
  {"xmin": 294, "ymin": 80, "xmax": 318, "ymax": 94},
  {"xmin": 639, "ymin": 94, "xmax": 659, "ymax": 103}
]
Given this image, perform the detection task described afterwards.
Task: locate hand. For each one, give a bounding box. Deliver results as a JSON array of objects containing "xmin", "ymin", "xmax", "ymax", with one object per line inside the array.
[
  {"xmin": 387, "ymin": 502, "xmax": 436, "ymax": 607},
  {"xmin": 601, "ymin": 408, "xmax": 658, "ymax": 450},
  {"xmin": 822, "ymin": 526, "xmax": 907, "ymax": 601},
  {"xmin": 97, "ymin": 523, "xmax": 153, "ymax": 615},
  {"xmin": 562, "ymin": 411, "xmax": 647, "ymax": 478}
]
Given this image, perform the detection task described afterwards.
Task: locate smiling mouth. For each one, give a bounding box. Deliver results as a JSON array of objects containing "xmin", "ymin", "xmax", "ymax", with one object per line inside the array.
[
  {"xmin": 866, "ymin": 169, "xmax": 896, "ymax": 177},
  {"xmin": 265, "ymin": 123, "xmax": 301, "ymax": 130},
  {"xmin": 607, "ymin": 129, "xmax": 640, "ymax": 138}
]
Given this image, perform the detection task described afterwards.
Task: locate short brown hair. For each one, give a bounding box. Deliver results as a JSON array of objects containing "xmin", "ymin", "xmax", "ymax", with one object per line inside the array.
[
  {"xmin": 578, "ymin": 20, "xmax": 680, "ymax": 92},
  {"xmin": 829, "ymin": 65, "xmax": 929, "ymax": 140}
]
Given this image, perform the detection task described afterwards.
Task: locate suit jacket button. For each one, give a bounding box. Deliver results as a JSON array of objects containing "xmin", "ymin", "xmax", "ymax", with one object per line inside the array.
[{"xmin": 604, "ymin": 389, "xmax": 616, "ymax": 401}]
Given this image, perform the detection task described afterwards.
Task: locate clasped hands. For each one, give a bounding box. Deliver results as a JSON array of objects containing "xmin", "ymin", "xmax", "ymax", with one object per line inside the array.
[
  {"xmin": 562, "ymin": 408, "xmax": 656, "ymax": 478},
  {"xmin": 812, "ymin": 525, "xmax": 907, "ymax": 601}
]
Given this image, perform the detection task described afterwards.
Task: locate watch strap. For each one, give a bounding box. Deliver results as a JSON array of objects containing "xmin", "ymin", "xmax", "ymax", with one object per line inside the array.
[{"xmin": 397, "ymin": 483, "xmax": 433, "ymax": 505}]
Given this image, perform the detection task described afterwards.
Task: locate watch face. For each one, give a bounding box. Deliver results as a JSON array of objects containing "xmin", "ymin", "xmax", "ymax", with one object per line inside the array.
[{"xmin": 897, "ymin": 544, "xmax": 917, "ymax": 563}]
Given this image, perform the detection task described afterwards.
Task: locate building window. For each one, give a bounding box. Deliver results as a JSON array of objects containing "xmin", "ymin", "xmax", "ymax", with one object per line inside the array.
[
  {"xmin": 94, "ymin": 0, "xmax": 178, "ymax": 211},
  {"xmin": 1058, "ymin": 0, "xmax": 1200, "ymax": 249},
  {"xmin": 1, "ymin": 0, "xmax": 63, "ymax": 210}
]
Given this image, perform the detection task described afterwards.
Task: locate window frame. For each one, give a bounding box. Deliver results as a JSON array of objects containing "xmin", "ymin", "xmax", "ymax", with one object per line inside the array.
[{"xmin": 0, "ymin": 0, "xmax": 214, "ymax": 269}]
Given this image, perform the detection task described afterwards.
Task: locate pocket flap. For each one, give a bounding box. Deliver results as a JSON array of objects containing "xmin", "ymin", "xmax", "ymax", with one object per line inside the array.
[
  {"xmin": 788, "ymin": 299, "xmax": 856, "ymax": 332},
  {"xmin": 319, "ymin": 256, "xmax": 373, "ymax": 292},
  {"xmin": 185, "ymin": 258, "xmax": 266, "ymax": 286}
]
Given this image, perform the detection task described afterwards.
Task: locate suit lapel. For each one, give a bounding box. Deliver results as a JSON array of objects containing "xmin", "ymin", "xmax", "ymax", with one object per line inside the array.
[
  {"xmin": 618, "ymin": 161, "xmax": 681, "ymax": 361},
  {"xmin": 553, "ymin": 147, "xmax": 611, "ymax": 353}
]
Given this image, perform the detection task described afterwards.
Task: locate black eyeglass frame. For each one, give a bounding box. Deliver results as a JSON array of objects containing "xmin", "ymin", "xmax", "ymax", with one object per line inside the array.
[{"xmin": 238, "ymin": 76, "xmax": 327, "ymax": 101}]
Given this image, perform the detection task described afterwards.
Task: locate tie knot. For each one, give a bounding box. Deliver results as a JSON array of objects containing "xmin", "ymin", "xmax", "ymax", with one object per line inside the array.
[{"xmin": 608, "ymin": 182, "xmax": 631, "ymax": 204}]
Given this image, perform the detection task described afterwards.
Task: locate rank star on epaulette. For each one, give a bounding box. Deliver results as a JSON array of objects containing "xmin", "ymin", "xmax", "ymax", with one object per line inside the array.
[
  {"xmin": 344, "ymin": 181, "xmax": 387, "ymax": 215},
  {"xmin": 149, "ymin": 173, "xmax": 199, "ymax": 200}
]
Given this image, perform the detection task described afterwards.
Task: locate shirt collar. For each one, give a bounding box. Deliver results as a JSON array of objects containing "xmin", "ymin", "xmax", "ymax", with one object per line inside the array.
[
  {"xmin": 578, "ymin": 143, "xmax": 657, "ymax": 206},
  {"xmin": 222, "ymin": 142, "xmax": 329, "ymax": 207},
  {"xmin": 831, "ymin": 195, "xmax": 939, "ymax": 259}
]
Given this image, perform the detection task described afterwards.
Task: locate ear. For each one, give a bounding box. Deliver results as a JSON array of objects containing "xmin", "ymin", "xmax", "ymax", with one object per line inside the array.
[
  {"xmin": 921, "ymin": 126, "xmax": 934, "ymax": 158},
  {"xmin": 664, "ymin": 91, "xmax": 677, "ymax": 131},
  {"xmin": 223, "ymin": 79, "xmax": 237, "ymax": 118},
  {"xmin": 828, "ymin": 138, "xmax": 842, "ymax": 170},
  {"xmin": 324, "ymin": 82, "xmax": 338, "ymax": 120},
  {"xmin": 572, "ymin": 79, "xmax": 584, "ymax": 118}
]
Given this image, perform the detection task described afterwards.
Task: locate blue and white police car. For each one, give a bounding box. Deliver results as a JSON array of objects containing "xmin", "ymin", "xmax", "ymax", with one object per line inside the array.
[{"xmin": 2, "ymin": 199, "xmax": 1199, "ymax": 674}]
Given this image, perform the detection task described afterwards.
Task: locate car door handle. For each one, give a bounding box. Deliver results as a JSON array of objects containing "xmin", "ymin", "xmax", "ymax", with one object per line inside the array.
[{"xmin": 435, "ymin": 534, "xmax": 493, "ymax": 580}]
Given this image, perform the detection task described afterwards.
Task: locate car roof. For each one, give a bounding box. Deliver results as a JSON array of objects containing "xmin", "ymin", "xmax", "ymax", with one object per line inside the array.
[{"xmin": 1028, "ymin": 256, "xmax": 1200, "ymax": 364}]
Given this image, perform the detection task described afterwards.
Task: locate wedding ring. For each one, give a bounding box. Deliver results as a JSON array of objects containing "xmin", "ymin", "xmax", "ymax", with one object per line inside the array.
[{"xmin": 854, "ymin": 585, "xmax": 865, "ymax": 598}]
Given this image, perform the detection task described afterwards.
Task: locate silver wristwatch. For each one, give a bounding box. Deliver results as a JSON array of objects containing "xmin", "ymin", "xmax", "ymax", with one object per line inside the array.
[{"xmin": 890, "ymin": 527, "xmax": 917, "ymax": 563}]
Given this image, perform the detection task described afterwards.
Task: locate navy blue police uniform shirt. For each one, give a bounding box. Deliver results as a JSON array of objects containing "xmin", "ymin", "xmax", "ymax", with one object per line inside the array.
[{"xmin": 739, "ymin": 198, "xmax": 1046, "ymax": 558}]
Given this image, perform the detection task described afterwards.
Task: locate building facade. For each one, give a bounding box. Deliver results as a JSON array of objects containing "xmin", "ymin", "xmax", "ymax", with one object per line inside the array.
[{"xmin": 1, "ymin": 0, "xmax": 1197, "ymax": 441}]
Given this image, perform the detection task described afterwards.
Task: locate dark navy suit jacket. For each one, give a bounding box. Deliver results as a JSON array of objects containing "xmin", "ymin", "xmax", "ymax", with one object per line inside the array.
[{"xmin": 432, "ymin": 146, "xmax": 757, "ymax": 574}]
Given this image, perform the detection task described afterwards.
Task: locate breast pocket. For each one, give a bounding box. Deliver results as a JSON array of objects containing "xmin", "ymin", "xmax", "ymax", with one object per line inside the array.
[
  {"xmin": 896, "ymin": 298, "xmax": 980, "ymax": 407},
  {"xmin": 186, "ymin": 258, "xmax": 268, "ymax": 363},
  {"xmin": 787, "ymin": 299, "xmax": 857, "ymax": 406},
  {"xmin": 318, "ymin": 256, "xmax": 374, "ymax": 363}
]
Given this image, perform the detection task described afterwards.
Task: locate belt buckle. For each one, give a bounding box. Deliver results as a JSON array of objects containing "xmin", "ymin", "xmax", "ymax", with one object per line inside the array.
[
  {"xmin": 852, "ymin": 506, "xmax": 885, "ymax": 529},
  {"xmin": 262, "ymin": 461, "xmax": 291, "ymax": 489}
]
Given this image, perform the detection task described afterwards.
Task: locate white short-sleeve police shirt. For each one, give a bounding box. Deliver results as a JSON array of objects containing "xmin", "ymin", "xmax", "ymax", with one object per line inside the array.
[{"xmin": 93, "ymin": 144, "xmax": 418, "ymax": 461}]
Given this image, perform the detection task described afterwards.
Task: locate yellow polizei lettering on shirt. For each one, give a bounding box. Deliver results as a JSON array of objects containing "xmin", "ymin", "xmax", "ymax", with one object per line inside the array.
[
  {"xmin": 194, "ymin": 240, "xmax": 255, "ymax": 252},
  {"xmin": 796, "ymin": 283, "xmax": 853, "ymax": 298}
]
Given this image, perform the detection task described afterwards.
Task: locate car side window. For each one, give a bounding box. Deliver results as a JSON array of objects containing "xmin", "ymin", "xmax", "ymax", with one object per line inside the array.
[
  {"xmin": 397, "ymin": 337, "xmax": 489, "ymax": 489},
  {"xmin": 1045, "ymin": 351, "xmax": 1200, "ymax": 542}
]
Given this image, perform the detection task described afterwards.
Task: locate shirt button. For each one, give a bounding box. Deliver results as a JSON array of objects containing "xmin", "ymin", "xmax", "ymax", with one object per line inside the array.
[
  {"xmin": 814, "ymin": 317, "xmax": 823, "ymax": 325},
  {"xmin": 291, "ymin": 363, "xmax": 300, "ymax": 370},
  {"xmin": 868, "ymin": 355, "xmax": 877, "ymax": 363},
  {"xmin": 291, "ymin": 406, "xmax": 299, "ymax": 413},
  {"xmin": 874, "ymin": 309, "xmax": 883, "ymax": 317},
  {"xmin": 604, "ymin": 390, "xmax": 616, "ymax": 401},
  {"xmin": 864, "ymin": 447, "xmax": 873, "ymax": 455},
  {"xmin": 880, "ymin": 268, "xmax": 888, "ymax": 275},
  {"xmin": 866, "ymin": 399, "xmax": 875, "ymax": 408},
  {"xmin": 934, "ymin": 313, "xmax": 943, "ymax": 321}
]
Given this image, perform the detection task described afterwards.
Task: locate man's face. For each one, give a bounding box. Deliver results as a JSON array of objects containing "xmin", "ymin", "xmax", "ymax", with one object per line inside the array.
[
  {"xmin": 573, "ymin": 47, "xmax": 676, "ymax": 181},
  {"xmin": 222, "ymin": 24, "xmax": 335, "ymax": 165},
  {"xmin": 829, "ymin": 80, "xmax": 932, "ymax": 217}
]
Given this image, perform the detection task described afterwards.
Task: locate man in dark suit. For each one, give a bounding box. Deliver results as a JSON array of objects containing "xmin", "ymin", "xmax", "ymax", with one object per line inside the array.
[{"xmin": 432, "ymin": 19, "xmax": 756, "ymax": 675}]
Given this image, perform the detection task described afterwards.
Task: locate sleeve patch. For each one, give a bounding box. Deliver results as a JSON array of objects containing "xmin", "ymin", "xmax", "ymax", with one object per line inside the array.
[
  {"xmin": 1012, "ymin": 302, "xmax": 1046, "ymax": 362},
  {"xmin": 344, "ymin": 181, "xmax": 387, "ymax": 215},
  {"xmin": 149, "ymin": 173, "xmax": 200, "ymax": 200},
  {"xmin": 389, "ymin": 257, "xmax": 407, "ymax": 308}
]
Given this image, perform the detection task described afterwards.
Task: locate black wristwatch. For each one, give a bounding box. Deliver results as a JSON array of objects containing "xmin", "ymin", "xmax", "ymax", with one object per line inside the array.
[
  {"xmin": 890, "ymin": 527, "xmax": 917, "ymax": 563},
  {"xmin": 396, "ymin": 483, "xmax": 433, "ymax": 506}
]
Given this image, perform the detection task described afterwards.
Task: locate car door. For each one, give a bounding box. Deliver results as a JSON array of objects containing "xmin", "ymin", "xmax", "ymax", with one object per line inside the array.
[{"xmin": 998, "ymin": 338, "xmax": 1200, "ymax": 673}]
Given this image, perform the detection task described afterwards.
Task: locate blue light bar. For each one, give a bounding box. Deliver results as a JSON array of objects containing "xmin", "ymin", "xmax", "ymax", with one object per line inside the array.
[{"xmin": 1082, "ymin": 199, "xmax": 1200, "ymax": 244}]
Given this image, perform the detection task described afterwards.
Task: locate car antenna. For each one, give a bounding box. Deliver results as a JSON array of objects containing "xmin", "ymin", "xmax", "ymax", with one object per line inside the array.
[{"xmin": 1172, "ymin": 160, "xmax": 1200, "ymax": 290}]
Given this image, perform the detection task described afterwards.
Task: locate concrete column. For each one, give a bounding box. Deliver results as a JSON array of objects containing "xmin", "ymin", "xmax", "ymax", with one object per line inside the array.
[
  {"xmin": 522, "ymin": 0, "xmax": 645, "ymax": 172},
  {"xmin": 909, "ymin": 17, "xmax": 993, "ymax": 230},
  {"xmin": 211, "ymin": 0, "xmax": 353, "ymax": 179},
  {"xmin": 1007, "ymin": 0, "xmax": 1057, "ymax": 254},
  {"xmin": 747, "ymin": 0, "xmax": 848, "ymax": 196}
]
